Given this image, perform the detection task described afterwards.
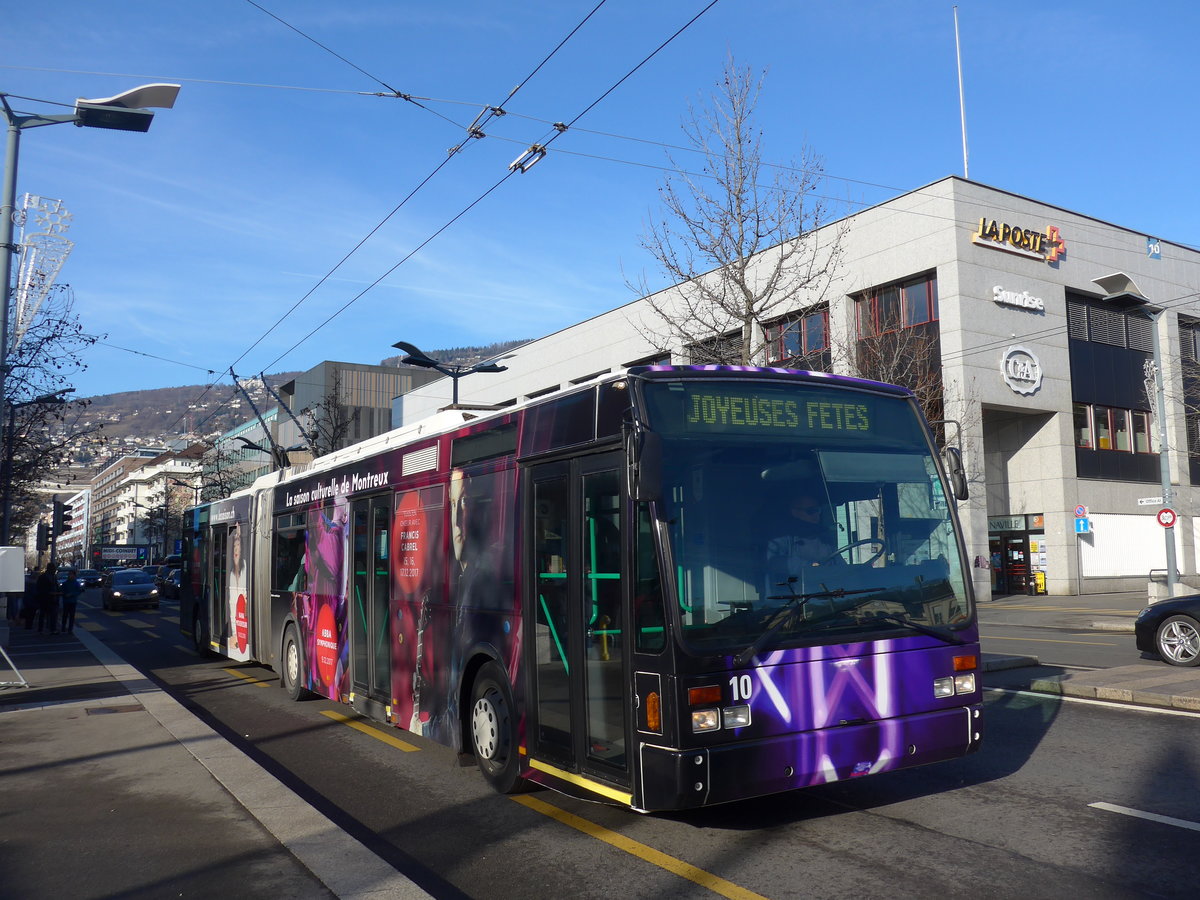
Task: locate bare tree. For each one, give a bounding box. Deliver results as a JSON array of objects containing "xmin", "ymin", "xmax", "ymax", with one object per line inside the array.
[
  {"xmin": 631, "ymin": 56, "xmax": 846, "ymax": 364},
  {"xmin": 196, "ymin": 440, "xmax": 251, "ymax": 502},
  {"xmin": 2, "ymin": 287, "xmax": 103, "ymax": 540},
  {"xmin": 306, "ymin": 368, "xmax": 354, "ymax": 458}
]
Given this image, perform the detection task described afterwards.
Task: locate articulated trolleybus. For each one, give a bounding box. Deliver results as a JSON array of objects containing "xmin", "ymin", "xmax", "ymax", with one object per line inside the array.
[{"xmin": 181, "ymin": 366, "xmax": 980, "ymax": 812}]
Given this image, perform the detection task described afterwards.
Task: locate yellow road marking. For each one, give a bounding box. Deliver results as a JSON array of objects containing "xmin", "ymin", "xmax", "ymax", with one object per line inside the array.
[
  {"xmin": 126, "ymin": 620, "xmax": 153, "ymax": 629},
  {"xmin": 528, "ymin": 757, "xmax": 633, "ymax": 805},
  {"xmin": 982, "ymin": 634, "xmax": 1115, "ymax": 646},
  {"xmin": 320, "ymin": 710, "xmax": 419, "ymax": 752},
  {"xmin": 79, "ymin": 623, "xmax": 103, "ymax": 632},
  {"xmin": 162, "ymin": 615, "xmax": 180, "ymax": 625},
  {"xmin": 512, "ymin": 795, "xmax": 768, "ymax": 900},
  {"xmin": 224, "ymin": 667, "xmax": 271, "ymax": 688}
]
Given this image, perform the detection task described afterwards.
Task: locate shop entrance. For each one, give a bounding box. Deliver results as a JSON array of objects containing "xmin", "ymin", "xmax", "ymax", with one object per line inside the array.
[{"xmin": 988, "ymin": 515, "xmax": 1046, "ymax": 596}]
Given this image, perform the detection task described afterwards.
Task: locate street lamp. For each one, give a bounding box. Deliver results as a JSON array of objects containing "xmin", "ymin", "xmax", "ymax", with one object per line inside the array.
[
  {"xmin": 0, "ymin": 83, "xmax": 180, "ymax": 483},
  {"xmin": 0, "ymin": 388, "xmax": 73, "ymax": 544},
  {"xmin": 1092, "ymin": 273, "xmax": 1177, "ymax": 595},
  {"xmin": 392, "ymin": 340, "xmax": 508, "ymax": 407}
]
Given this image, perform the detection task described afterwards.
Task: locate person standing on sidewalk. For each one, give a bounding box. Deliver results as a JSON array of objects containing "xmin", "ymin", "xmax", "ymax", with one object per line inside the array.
[
  {"xmin": 34, "ymin": 563, "xmax": 61, "ymax": 634},
  {"xmin": 60, "ymin": 568, "xmax": 82, "ymax": 634}
]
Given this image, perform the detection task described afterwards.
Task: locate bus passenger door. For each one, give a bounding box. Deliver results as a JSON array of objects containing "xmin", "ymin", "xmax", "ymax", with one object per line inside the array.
[
  {"xmin": 351, "ymin": 494, "xmax": 392, "ymax": 713},
  {"xmin": 528, "ymin": 453, "xmax": 629, "ymax": 789},
  {"xmin": 208, "ymin": 526, "xmax": 228, "ymax": 654}
]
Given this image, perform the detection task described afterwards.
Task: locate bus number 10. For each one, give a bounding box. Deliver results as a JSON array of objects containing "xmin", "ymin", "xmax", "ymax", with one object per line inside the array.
[{"xmin": 729, "ymin": 674, "xmax": 752, "ymax": 701}]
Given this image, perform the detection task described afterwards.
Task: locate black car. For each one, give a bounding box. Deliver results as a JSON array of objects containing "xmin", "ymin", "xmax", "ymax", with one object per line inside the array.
[
  {"xmin": 77, "ymin": 569, "xmax": 103, "ymax": 588},
  {"xmin": 102, "ymin": 569, "xmax": 161, "ymax": 611},
  {"xmin": 1134, "ymin": 595, "xmax": 1200, "ymax": 667},
  {"xmin": 157, "ymin": 568, "xmax": 184, "ymax": 600}
]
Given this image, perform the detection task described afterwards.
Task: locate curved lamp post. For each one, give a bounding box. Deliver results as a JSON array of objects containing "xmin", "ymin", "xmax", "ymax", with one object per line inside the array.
[
  {"xmin": 392, "ymin": 341, "xmax": 508, "ymax": 407},
  {"xmin": 0, "ymin": 83, "xmax": 180, "ymax": 515}
]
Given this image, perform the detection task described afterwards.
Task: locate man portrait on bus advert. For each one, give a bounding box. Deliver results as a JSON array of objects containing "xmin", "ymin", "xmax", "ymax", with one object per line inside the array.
[{"xmin": 439, "ymin": 467, "xmax": 517, "ymax": 743}]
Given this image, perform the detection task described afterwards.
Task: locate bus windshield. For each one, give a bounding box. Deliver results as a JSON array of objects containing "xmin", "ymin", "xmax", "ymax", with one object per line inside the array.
[{"xmin": 640, "ymin": 378, "xmax": 971, "ymax": 657}]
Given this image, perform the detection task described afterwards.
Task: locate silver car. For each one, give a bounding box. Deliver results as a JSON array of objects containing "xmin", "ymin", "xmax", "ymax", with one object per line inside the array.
[{"xmin": 102, "ymin": 569, "xmax": 160, "ymax": 611}]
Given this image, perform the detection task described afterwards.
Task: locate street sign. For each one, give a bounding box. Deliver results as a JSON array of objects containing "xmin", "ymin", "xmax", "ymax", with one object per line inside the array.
[
  {"xmin": 1157, "ymin": 508, "xmax": 1177, "ymax": 528},
  {"xmin": 1074, "ymin": 517, "xmax": 1091, "ymax": 534},
  {"xmin": 1138, "ymin": 497, "xmax": 1164, "ymax": 507},
  {"xmin": 1074, "ymin": 505, "xmax": 1087, "ymax": 518}
]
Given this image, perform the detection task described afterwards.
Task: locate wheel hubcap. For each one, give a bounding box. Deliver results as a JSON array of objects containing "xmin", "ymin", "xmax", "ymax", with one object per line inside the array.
[
  {"xmin": 472, "ymin": 693, "xmax": 501, "ymax": 760},
  {"xmin": 286, "ymin": 641, "xmax": 299, "ymax": 685},
  {"xmin": 1163, "ymin": 621, "xmax": 1200, "ymax": 663}
]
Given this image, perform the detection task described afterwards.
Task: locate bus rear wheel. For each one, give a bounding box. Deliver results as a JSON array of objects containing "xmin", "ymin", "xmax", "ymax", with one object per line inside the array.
[
  {"xmin": 191, "ymin": 610, "xmax": 212, "ymax": 657},
  {"xmin": 282, "ymin": 626, "xmax": 311, "ymax": 700},
  {"xmin": 470, "ymin": 662, "xmax": 527, "ymax": 794}
]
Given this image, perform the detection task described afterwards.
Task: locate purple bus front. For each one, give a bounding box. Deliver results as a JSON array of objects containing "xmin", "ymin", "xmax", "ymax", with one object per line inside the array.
[{"xmin": 629, "ymin": 369, "xmax": 980, "ymax": 810}]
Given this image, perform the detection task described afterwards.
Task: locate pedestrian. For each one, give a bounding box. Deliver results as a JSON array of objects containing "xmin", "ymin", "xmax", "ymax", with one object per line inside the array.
[
  {"xmin": 60, "ymin": 567, "xmax": 82, "ymax": 634},
  {"xmin": 34, "ymin": 562, "xmax": 61, "ymax": 634},
  {"xmin": 21, "ymin": 569, "xmax": 37, "ymax": 629}
]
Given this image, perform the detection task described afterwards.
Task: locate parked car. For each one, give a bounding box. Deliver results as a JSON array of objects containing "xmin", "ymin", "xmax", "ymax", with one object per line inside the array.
[
  {"xmin": 1135, "ymin": 595, "xmax": 1200, "ymax": 666},
  {"xmin": 77, "ymin": 569, "xmax": 103, "ymax": 589},
  {"xmin": 102, "ymin": 569, "xmax": 160, "ymax": 611},
  {"xmin": 157, "ymin": 568, "xmax": 184, "ymax": 600}
]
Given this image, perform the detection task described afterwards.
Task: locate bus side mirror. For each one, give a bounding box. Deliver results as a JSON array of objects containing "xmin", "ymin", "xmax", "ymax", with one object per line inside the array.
[
  {"xmin": 944, "ymin": 446, "xmax": 969, "ymax": 501},
  {"xmin": 627, "ymin": 429, "xmax": 662, "ymax": 502}
]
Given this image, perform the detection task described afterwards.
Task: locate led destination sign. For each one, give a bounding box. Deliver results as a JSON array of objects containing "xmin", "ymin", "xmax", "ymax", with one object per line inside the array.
[
  {"xmin": 685, "ymin": 391, "xmax": 871, "ymax": 434},
  {"xmin": 644, "ymin": 382, "xmax": 881, "ymax": 438}
]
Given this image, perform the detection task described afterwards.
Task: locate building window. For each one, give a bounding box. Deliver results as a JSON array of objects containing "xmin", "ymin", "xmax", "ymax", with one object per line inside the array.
[
  {"xmin": 1066, "ymin": 298, "xmax": 1154, "ymax": 352},
  {"xmin": 765, "ymin": 308, "xmax": 828, "ymax": 364},
  {"xmin": 856, "ymin": 272, "xmax": 938, "ymax": 338},
  {"xmin": 1074, "ymin": 402, "xmax": 1156, "ymax": 454},
  {"xmin": 1073, "ymin": 402, "xmax": 1092, "ymax": 449}
]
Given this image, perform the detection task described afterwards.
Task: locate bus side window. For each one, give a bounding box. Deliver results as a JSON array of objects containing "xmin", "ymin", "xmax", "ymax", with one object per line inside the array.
[
  {"xmin": 273, "ymin": 519, "xmax": 307, "ymax": 592},
  {"xmin": 634, "ymin": 502, "xmax": 665, "ymax": 653}
]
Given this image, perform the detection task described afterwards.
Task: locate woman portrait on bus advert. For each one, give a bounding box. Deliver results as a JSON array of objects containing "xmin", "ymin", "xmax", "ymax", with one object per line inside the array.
[
  {"xmin": 299, "ymin": 494, "xmax": 350, "ymax": 698},
  {"xmin": 227, "ymin": 522, "xmax": 250, "ymax": 658}
]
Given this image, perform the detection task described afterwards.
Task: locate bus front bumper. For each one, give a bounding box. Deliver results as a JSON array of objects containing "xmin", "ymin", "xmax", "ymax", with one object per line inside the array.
[{"xmin": 637, "ymin": 703, "xmax": 982, "ymax": 811}]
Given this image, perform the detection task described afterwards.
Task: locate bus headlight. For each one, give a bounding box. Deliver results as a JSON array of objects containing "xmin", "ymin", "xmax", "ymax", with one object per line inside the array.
[
  {"xmin": 692, "ymin": 709, "xmax": 720, "ymax": 732},
  {"xmin": 934, "ymin": 674, "xmax": 976, "ymax": 698},
  {"xmin": 722, "ymin": 705, "xmax": 751, "ymax": 729}
]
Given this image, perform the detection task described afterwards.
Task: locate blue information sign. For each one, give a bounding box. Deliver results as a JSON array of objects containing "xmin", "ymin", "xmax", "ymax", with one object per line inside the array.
[{"xmin": 1075, "ymin": 517, "xmax": 1091, "ymax": 535}]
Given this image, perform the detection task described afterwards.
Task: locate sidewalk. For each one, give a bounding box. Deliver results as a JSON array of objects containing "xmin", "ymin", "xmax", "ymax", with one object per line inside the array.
[{"xmin": 0, "ymin": 616, "xmax": 431, "ymax": 900}]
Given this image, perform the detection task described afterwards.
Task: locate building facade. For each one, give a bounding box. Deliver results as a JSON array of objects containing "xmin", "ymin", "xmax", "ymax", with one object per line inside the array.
[{"xmin": 394, "ymin": 176, "xmax": 1200, "ymax": 599}]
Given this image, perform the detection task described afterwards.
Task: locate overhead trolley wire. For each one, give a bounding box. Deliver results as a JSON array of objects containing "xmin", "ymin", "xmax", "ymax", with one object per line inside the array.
[{"xmin": 254, "ymin": 0, "xmax": 723, "ymax": 372}]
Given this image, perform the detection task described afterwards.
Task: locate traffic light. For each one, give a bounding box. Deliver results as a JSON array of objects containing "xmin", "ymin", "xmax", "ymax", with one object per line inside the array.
[
  {"xmin": 52, "ymin": 500, "xmax": 72, "ymax": 535},
  {"xmin": 36, "ymin": 522, "xmax": 49, "ymax": 551}
]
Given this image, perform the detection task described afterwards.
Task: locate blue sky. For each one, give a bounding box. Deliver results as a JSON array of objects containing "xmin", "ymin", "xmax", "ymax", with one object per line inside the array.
[{"xmin": 3, "ymin": 1, "xmax": 1197, "ymax": 398}]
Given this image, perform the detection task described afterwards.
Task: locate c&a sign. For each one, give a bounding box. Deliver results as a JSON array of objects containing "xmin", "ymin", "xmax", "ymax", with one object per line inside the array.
[{"xmin": 973, "ymin": 217, "xmax": 1066, "ymax": 264}]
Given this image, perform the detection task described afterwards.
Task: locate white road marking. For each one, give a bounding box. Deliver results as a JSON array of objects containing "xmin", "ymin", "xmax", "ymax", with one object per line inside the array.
[
  {"xmin": 984, "ymin": 687, "xmax": 1200, "ymax": 719},
  {"xmin": 1089, "ymin": 802, "xmax": 1200, "ymax": 833}
]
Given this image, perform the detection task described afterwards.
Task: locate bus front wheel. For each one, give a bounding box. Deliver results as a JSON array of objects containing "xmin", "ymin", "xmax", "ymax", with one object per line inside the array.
[
  {"xmin": 470, "ymin": 662, "xmax": 527, "ymax": 794},
  {"xmin": 191, "ymin": 611, "xmax": 213, "ymax": 657},
  {"xmin": 282, "ymin": 626, "xmax": 311, "ymax": 700}
]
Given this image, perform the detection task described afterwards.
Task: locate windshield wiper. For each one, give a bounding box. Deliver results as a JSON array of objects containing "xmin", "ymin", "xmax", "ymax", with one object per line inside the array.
[
  {"xmin": 732, "ymin": 582, "xmax": 883, "ymax": 667},
  {"xmin": 862, "ymin": 611, "xmax": 965, "ymax": 645}
]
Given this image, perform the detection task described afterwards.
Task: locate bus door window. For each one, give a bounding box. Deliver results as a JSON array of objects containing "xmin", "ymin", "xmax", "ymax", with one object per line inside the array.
[
  {"xmin": 351, "ymin": 495, "xmax": 392, "ymax": 703},
  {"xmin": 211, "ymin": 527, "xmax": 228, "ymax": 646},
  {"xmin": 533, "ymin": 472, "xmax": 571, "ymax": 758},
  {"xmin": 582, "ymin": 468, "xmax": 626, "ymax": 769}
]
